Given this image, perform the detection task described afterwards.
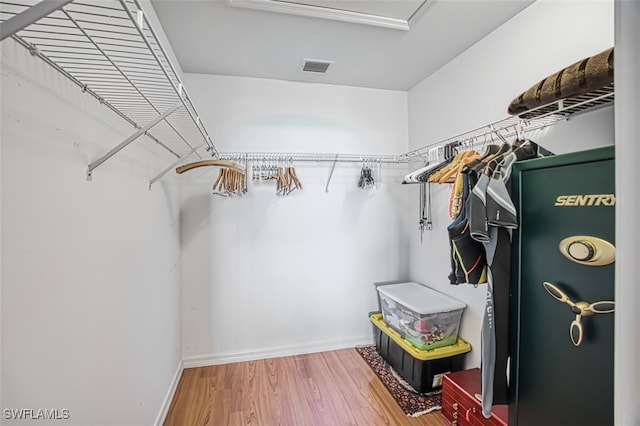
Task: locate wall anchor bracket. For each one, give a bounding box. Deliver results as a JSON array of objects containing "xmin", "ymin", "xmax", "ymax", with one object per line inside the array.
[
  {"xmin": 86, "ymin": 102, "xmax": 182, "ymax": 181},
  {"xmin": 325, "ymin": 155, "xmax": 338, "ymax": 193}
]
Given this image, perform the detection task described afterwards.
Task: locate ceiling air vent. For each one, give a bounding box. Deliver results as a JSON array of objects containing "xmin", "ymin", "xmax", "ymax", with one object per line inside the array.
[{"xmin": 301, "ymin": 59, "xmax": 334, "ymax": 74}]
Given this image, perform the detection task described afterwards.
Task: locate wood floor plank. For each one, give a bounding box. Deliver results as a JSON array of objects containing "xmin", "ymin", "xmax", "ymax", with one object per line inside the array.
[{"xmin": 164, "ymin": 348, "xmax": 450, "ymax": 426}]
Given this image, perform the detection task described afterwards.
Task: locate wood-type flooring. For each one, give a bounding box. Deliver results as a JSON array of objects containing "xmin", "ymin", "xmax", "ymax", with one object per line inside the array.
[{"xmin": 164, "ymin": 348, "xmax": 450, "ymax": 426}]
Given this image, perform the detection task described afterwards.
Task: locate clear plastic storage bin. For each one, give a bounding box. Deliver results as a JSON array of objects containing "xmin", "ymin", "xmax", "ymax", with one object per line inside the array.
[{"xmin": 377, "ymin": 282, "xmax": 466, "ymax": 350}]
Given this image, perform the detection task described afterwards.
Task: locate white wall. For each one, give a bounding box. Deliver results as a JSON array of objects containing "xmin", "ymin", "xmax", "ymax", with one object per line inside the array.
[
  {"xmin": 180, "ymin": 74, "xmax": 410, "ymax": 365},
  {"xmin": 1, "ymin": 40, "xmax": 182, "ymax": 425},
  {"xmin": 614, "ymin": 1, "xmax": 640, "ymax": 424},
  {"xmin": 407, "ymin": 0, "xmax": 615, "ymax": 368}
]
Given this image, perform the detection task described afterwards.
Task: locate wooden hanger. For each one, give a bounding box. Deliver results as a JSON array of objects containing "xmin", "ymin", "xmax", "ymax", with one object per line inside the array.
[
  {"xmin": 448, "ymin": 153, "xmax": 482, "ymax": 217},
  {"xmin": 276, "ymin": 166, "xmax": 303, "ymax": 195},
  {"xmin": 428, "ymin": 155, "xmax": 460, "ymax": 183},
  {"xmin": 212, "ymin": 166, "xmax": 247, "ymax": 195},
  {"xmin": 176, "ymin": 159, "xmax": 245, "ymax": 175},
  {"xmin": 288, "ymin": 167, "xmax": 302, "ymax": 190},
  {"xmin": 429, "ymin": 150, "xmax": 476, "ymax": 183}
]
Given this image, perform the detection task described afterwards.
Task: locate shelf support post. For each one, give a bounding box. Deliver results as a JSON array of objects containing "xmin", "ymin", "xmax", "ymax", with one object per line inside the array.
[
  {"xmin": 148, "ymin": 141, "xmax": 206, "ymax": 190},
  {"xmin": 325, "ymin": 155, "xmax": 338, "ymax": 193},
  {"xmin": 86, "ymin": 102, "xmax": 181, "ymax": 181}
]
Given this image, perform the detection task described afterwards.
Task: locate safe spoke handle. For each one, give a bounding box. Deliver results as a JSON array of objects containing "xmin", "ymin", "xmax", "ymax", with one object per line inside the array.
[
  {"xmin": 542, "ymin": 282, "xmax": 615, "ymax": 347},
  {"xmin": 587, "ymin": 300, "xmax": 615, "ymax": 314},
  {"xmin": 570, "ymin": 315, "xmax": 583, "ymax": 346},
  {"xmin": 543, "ymin": 281, "xmax": 576, "ymax": 307}
]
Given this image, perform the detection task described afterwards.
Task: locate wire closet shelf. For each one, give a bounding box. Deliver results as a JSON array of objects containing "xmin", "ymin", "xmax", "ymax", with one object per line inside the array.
[
  {"xmin": 0, "ymin": 0, "xmax": 218, "ymax": 181},
  {"xmin": 0, "ymin": 0, "xmax": 615, "ymax": 185},
  {"xmin": 400, "ymin": 87, "xmax": 614, "ymax": 163},
  {"xmin": 215, "ymin": 86, "xmax": 615, "ymax": 168},
  {"xmin": 218, "ymin": 152, "xmax": 406, "ymax": 164}
]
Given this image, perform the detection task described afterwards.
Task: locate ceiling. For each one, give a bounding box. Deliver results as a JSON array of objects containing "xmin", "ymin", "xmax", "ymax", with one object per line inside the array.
[
  {"xmin": 272, "ymin": 0, "xmax": 426, "ymax": 21},
  {"xmin": 150, "ymin": 0, "xmax": 534, "ymax": 91},
  {"xmin": 223, "ymin": 0, "xmax": 428, "ymax": 29}
]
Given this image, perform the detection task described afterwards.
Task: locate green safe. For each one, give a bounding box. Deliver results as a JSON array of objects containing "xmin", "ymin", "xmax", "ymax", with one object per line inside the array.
[{"xmin": 509, "ymin": 146, "xmax": 615, "ymax": 426}]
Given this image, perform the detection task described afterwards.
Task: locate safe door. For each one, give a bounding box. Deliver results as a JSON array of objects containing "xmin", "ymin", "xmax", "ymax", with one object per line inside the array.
[{"xmin": 509, "ymin": 146, "xmax": 615, "ymax": 426}]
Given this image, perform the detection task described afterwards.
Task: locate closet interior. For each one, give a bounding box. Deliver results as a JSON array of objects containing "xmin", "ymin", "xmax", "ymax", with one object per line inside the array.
[{"xmin": 1, "ymin": 1, "xmax": 634, "ymax": 425}]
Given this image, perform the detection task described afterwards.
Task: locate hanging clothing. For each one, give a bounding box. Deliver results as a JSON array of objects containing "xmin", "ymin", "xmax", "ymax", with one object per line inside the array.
[
  {"xmin": 469, "ymin": 174, "xmax": 491, "ymax": 243},
  {"xmin": 447, "ymin": 171, "xmax": 488, "ymax": 285},
  {"xmin": 481, "ymin": 226, "xmax": 512, "ymax": 415},
  {"xmin": 475, "ymin": 140, "xmax": 540, "ymax": 417},
  {"xmin": 486, "ymin": 178, "xmax": 518, "ymax": 228}
]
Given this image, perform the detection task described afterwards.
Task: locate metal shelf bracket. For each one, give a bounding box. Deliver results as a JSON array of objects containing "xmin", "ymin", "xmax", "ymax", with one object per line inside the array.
[
  {"xmin": 87, "ymin": 102, "xmax": 182, "ymax": 181},
  {"xmin": 148, "ymin": 141, "xmax": 206, "ymax": 190},
  {"xmin": 325, "ymin": 155, "xmax": 338, "ymax": 193}
]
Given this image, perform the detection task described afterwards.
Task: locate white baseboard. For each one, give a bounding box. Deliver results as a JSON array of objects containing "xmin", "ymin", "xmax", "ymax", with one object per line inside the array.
[
  {"xmin": 154, "ymin": 360, "xmax": 184, "ymax": 426},
  {"xmin": 183, "ymin": 335, "xmax": 373, "ymax": 369}
]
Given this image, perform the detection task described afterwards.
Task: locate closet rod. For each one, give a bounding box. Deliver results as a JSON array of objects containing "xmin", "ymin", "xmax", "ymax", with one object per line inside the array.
[
  {"xmin": 401, "ymin": 115, "xmax": 562, "ymax": 162},
  {"xmin": 217, "ymin": 152, "xmax": 408, "ymax": 164},
  {"xmin": 401, "ymin": 90, "xmax": 614, "ymax": 162}
]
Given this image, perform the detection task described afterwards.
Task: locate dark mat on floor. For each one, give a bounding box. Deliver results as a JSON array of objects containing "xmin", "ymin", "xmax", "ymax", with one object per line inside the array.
[{"xmin": 355, "ymin": 345, "xmax": 442, "ymax": 417}]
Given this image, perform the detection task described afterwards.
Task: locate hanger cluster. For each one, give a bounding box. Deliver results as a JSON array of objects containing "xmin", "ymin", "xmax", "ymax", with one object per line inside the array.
[
  {"xmin": 252, "ymin": 159, "xmax": 279, "ymax": 181},
  {"xmin": 276, "ymin": 166, "xmax": 302, "ymax": 195},
  {"xmin": 175, "ymin": 158, "xmax": 247, "ymax": 197},
  {"xmin": 403, "ymin": 141, "xmax": 463, "ymax": 184},
  {"xmin": 444, "ymin": 136, "xmax": 545, "ymax": 285},
  {"xmin": 438, "ymin": 138, "xmax": 541, "ymax": 218},
  {"xmin": 357, "ymin": 160, "xmax": 380, "ymax": 189},
  {"xmin": 250, "ymin": 158, "xmax": 302, "ymax": 195},
  {"xmin": 212, "ymin": 167, "xmax": 247, "ymax": 196}
]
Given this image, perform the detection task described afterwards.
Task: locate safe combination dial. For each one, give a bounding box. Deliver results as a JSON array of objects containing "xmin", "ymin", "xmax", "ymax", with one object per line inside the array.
[
  {"xmin": 566, "ymin": 240, "xmax": 596, "ymax": 261},
  {"xmin": 558, "ymin": 236, "xmax": 615, "ymax": 266}
]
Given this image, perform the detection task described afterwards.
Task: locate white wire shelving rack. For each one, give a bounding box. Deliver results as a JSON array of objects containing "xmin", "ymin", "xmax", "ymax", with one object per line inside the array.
[
  {"xmin": 0, "ymin": 0, "xmax": 615, "ymax": 187},
  {"xmin": 218, "ymin": 152, "xmax": 406, "ymax": 164},
  {"xmin": 218, "ymin": 89, "xmax": 614, "ymax": 168},
  {"xmin": 400, "ymin": 87, "xmax": 614, "ymax": 163},
  {"xmin": 0, "ymin": 0, "xmax": 218, "ymax": 184}
]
